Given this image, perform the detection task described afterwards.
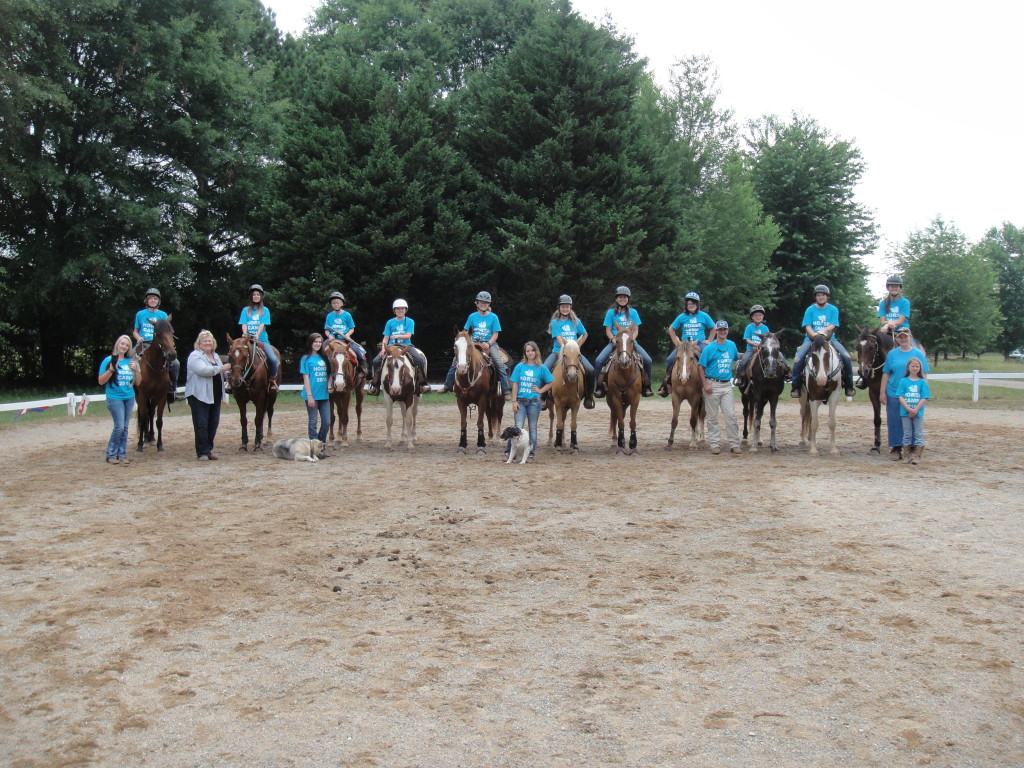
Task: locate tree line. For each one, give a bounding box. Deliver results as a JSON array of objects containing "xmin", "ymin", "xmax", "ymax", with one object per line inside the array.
[{"xmin": 2, "ymin": 0, "xmax": 1019, "ymax": 387}]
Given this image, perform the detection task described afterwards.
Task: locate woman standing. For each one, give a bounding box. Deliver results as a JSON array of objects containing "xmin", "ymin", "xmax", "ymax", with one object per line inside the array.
[
  {"xmin": 98, "ymin": 335, "xmax": 140, "ymax": 465},
  {"xmin": 508, "ymin": 341, "xmax": 554, "ymax": 461},
  {"xmin": 238, "ymin": 284, "xmax": 279, "ymax": 390},
  {"xmin": 184, "ymin": 330, "xmax": 231, "ymax": 461},
  {"xmin": 299, "ymin": 333, "xmax": 332, "ymax": 447}
]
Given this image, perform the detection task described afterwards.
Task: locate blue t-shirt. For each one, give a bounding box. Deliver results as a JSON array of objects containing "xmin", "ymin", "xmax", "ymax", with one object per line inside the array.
[
  {"xmin": 603, "ymin": 307, "xmax": 642, "ymax": 334},
  {"xmin": 801, "ymin": 303, "xmax": 840, "ymax": 343},
  {"xmin": 878, "ymin": 296, "xmax": 911, "ymax": 326},
  {"xmin": 134, "ymin": 309, "xmax": 168, "ymax": 342},
  {"xmin": 896, "ymin": 377, "xmax": 931, "ymax": 416},
  {"xmin": 99, "ymin": 356, "xmax": 136, "ymax": 400},
  {"xmin": 549, "ymin": 317, "xmax": 587, "ymax": 353},
  {"xmin": 465, "ymin": 311, "xmax": 501, "ymax": 342},
  {"xmin": 325, "ymin": 310, "xmax": 355, "ymax": 338},
  {"xmin": 670, "ymin": 311, "xmax": 715, "ymax": 342},
  {"xmin": 383, "ymin": 316, "xmax": 415, "ymax": 346},
  {"xmin": 511, "ymin": 363, "xmax": 553, "ymax": 399},
  {"xmin": 743, "ymin": 322, "xmax": 770, "ymax": 348},
  {"xmin": 239, "ymin": 307, "xmax": 271, "ymax": 343},
  {"xmin": 299, "ymin": 354, "xmax": 330, "ymax": 401},
  {"xmin": 882, "ymin": 347, "xmax": 930, "ymax": 397},
  {"xmin": 699, "ymin": 340, "xmax": 738, "ymax": 381}
]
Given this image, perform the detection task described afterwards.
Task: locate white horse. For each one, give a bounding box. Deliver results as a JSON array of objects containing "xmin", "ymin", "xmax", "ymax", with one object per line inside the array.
[
  {"xmin": 799, "ymin": 339, "xmax": 841, "ymax": 456},
  {"xmin": 381, "ymin": 346, "xmax": 419, "ymax": 451}
]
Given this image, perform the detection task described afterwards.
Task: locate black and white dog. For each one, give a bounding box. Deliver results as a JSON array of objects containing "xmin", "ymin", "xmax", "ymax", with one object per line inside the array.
[{"xmin": 499, "ymin": 426, "xmax": 531, "ymax": 464}]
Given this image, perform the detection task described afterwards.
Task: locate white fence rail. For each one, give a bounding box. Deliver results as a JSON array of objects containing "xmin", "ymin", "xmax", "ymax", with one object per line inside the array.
[{"xmin": 926, "ymin": 371, "xmax": 1024, "ymax": 401}]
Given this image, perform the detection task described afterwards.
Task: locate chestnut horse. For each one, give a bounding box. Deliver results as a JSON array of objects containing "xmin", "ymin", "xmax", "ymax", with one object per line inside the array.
[
  {"xmin": 740, "ymin": 332, "xmax": 789, "ymax": 453},
  {"xmin": 452, "ymin": 329, "xmax": 504, "ymax": 454},
  {"xmin": 324, "ymin": 339, "xmax": 365, "ymax": 449},
  {"xmin": 380, "ymin": 345, "xmax": 419, "ymax": 451},
  {"xmin": 855, "ymin": 327, "xmax": 894, "ymax": 454},
  {"xmin": 799, "ymin": 336, "xmax": 841, "ymax": 456},
  {"xmin": 665, "ymin": 338, "xmax": 705, "ymax": 450},
  {"xmin": 547, "ymin": 339, "xmax": 584, "ymax": 453},
  {"xmin": 135, "ymin": 316, "xmax": 176, "ymax": 453},
  {"xmin": 606, "ymin": 329, "xmax": 641, "ymax": 454},
  {"xmin": 225, "ymin": 334, "xmax": 280, "ymax": 452}
]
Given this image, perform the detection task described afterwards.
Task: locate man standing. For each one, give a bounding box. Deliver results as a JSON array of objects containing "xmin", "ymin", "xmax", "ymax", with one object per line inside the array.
[{"xmin": 699, "ymin": 320, "xmax": 741, "ymax": 455}]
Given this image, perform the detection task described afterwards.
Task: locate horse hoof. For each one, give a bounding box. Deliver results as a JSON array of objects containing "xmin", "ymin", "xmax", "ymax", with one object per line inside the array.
[
  {"xmin": 869, "ymin": 447, "xmax": 880, "ymax": 455},
  {"xmin": 157, "ymin": 446, "xmax": 165, "ymax": 453},
  {"xmin": 663, "ymin": 444, "xmax": 673, "ymax": 451},
  {"xmin": 629, "ymin": 448, "xmax": 640, "ymax": 455},
  {"xmin": 475, "ymin": 448, "xmax": 486, "ymax": 455},
  {"xmin": 254, "ymin": 446, "xmax": 264, "ymax": 453},
  {"xmin": 771, "ymin": 446, "xmax": 779, "ymax": 454},
  {"xmin": 456, "ymin": 447, "xmax": 466, "ymax": 454}
]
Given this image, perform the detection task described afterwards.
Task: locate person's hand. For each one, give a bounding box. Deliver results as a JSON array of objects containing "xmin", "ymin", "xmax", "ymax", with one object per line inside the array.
[
  {"xmin": 221, "ymin": 363, "xmax": 231, "ymax": 373},
  {"xmin": 512, "ymin": 401, "xmax": 519, "ymax": 413}
]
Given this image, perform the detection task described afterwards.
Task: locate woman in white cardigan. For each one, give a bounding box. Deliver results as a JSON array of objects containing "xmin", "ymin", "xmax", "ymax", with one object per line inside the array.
[{"xmin": 185, "ymin": 330, "xmax": 231, "ymax": 460}]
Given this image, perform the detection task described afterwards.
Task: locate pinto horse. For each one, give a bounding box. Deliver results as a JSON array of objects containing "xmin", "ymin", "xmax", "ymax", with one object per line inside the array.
[
  {"xmin": 452, "ymin": 329, "xmax": 504, "ymax": 454},
  {"xmin": 135, "ymin": 316, "xmax": 176, "ymax": 453},
  {"xmin": 547, "ymin": 339, "xmax": 585, "ymax": 453},
  {"xmin": 225, "ymin": 334, "xmax": 280, "ymax": 452},
  {"xmin": 324, "ymin": 339, "xmax": 364, "ymax": 449},
  {"xmin": 856, "ymin": 327, "xmax": 894, "ymax": 454},
  {"xmin": 665, "ymin": 338, "xmax": 705, "ymax": 451},
  {"xmin": 799, "ymin": 336, "xmax": 841, "ymax": 456},
  {"xmin": 606, "ymin": 330, "xmax": 642, "ymax": 454},
  {"xmin": 740, "ymin": 332, "xmax": 789, "ymax": 453},
  {"xmin": 381, "ymin": 345, "xmax": 419, "ymax": 451}
]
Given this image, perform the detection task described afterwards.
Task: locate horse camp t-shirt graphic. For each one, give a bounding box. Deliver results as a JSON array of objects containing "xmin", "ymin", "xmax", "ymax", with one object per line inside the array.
[{"xmin": 513, "ymin": 364, "xmax": 552, "ymax": 398}]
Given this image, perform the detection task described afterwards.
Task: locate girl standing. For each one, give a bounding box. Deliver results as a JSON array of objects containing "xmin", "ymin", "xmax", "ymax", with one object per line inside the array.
[
  {"xmin": 98, "ymin": 335, "xmax": 140, "ymax": 465},
  {"xmin": 896, "ymin": 356, "xmax": 931, "ymax": 464},
  {"xmin": 299, "ymin": 333, "xmax": 332, "ymax": 449},
  {"xmin": 508, "ymin": 341, "xmax": 554, "ymax": 461}
]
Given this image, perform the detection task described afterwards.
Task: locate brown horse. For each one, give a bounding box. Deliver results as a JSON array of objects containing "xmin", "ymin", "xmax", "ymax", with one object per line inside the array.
[
  {"xmin": 452, "ymin": 329, "xmax": 504, "ymax": 454},
  {"xmin": 225, "ymin": 334, "xmax": 280, "ymax": 452},
  {"xmin": 665, "ymin": 338, "xmax": 705, "ymax": 451},
  {"xmin": 799, "ymin": 336, "xmax": 841, "ymax": 456},
  {"xmin": 606, "ymin": 329, "xmax": 642, "ymax": 454},
  {"xmin": 740, "ymin": 332, "xmax": 789, "ymax": 453},
  {"xmin": 324, "ymin": 339, "xmax": 365, "ymax": 449},
  {"xmin": 135, "ymin": 316, "xmax": 176, "ymax": 453},
  {"xmin": 547, "ymin": 339, "xmax": 584, "ymax": 453},
  {"xmin": 855, "ymin": 326, "xmax": 894, "ymax": 454},
  {"xmin": 380, "ymin": 345, "xmax": 419, "ymax": 451}
]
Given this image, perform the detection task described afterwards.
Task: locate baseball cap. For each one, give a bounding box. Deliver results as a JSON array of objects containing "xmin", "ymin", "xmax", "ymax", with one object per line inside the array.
[{"xmin": 715, "ymin": 320, "xmax": 729, "ymax": 329}]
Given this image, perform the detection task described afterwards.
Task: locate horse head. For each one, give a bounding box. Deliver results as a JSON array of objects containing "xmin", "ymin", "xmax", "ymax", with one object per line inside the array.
[
  {"xmin": 226, "ymin": 334, "xmax": 254, "ymax": 390},
  {"xmin": 453, "ymin": 330, "xmax": 475, "ymax": 376},
  {"xmin": 856, "ymin": 327, "xmax": 890, "ymax": 381},
  {"xmin": 807, "ymin": 340, "xmax": 836, "ymax": 390},
  {"xmin": 613, "ymin": 330, "xmax": 635, "ymax": 368},
  {"xmin": 383, "ymin": 346, "xmax": 416, "ymax": 398},
  {"xmin": 148, "ymin": 317, "xmax": 177, "ymax": 365},
  {"xmin": 759, "ymin": 332, "xmax": 784, "ymax": 378},
  {"xmin": 558, "ymin": 339, "xmax": 581, "ymax": 382},
  {"xmin": 674, "ymin": 339, "xmax": 699, "ymax": 384},
  {"xmin": 325, "ymin": 339, "xmax": 352, "ymax": 392}
]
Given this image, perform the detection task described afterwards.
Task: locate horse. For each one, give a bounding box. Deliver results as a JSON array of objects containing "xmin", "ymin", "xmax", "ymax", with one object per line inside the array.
[
  {"xmin": 799, "ymin": 336, "xmax": 841, "ymax": 456},
  {"xmin": 855, "ymin": 326, "xmax": 894, "ymax": 454},
  {"xmin": 665, "ymin": 338, "xmax": 705, "ymax": 451},
  {"xmin": 225, "ymin": 334, "xmax": 280, "ymax": 452},
  {"xmin": 380, "ymin": 344, "xmax": 419, "ymax": 451},
  {"xmin": 547, "ymin": 339, "xmax": 584, "ymax": 453},
  {"xmin": 606, "ymin": 329, "xmax": 642, "ymax": 454},
  {"xmin": 740, "ymin": 332, "xmax": 789, "ymax": 453},
  {"xmin": 324, "ymin": 339, "xmax": 365, "ymax": 450},
  {"xmin": 134, "ymin": 316, "xmax": 176, "ymax": 453},
  {"xmin": 452, "ymin": 329, "xmax": 505, "ymax": 454}
]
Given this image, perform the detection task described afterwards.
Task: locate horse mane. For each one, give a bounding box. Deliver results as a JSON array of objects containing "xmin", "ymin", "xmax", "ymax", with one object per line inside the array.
[{"xmin": 151, "ymin": 317, "xmax": 174, "ymax": 337}]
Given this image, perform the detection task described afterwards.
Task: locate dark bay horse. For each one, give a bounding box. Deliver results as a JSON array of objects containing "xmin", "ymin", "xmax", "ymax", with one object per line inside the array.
[
  {"xmin": 799, "ymin": 336, "xmax": 841, "ymax": 456},
  {"xmin": 547, "ymin": 339, "xmax": 584, "ymax": 453},
  {"xmin": 665, "ymin": 338, "xmax": 705, "ymax": 450},
  {"xmin": 606, "ymin": 329, "xmax": 641, "ymax": 454},
  {"xmin": 226, "ymin": 334, "xmax": 280, "ymax": 452},
  {"xmin": 740, "ymin": 332, "xmax": 789, "ymax": 453},
  {"xmin": 856, "ymin": 327, "xmax": 894, "ymax": 454},
  {"xmin": 380, "ymin": 345, "xmax": 419, "ymax": 451},
  {"xmin": 324, "ymin": 339, "xmax": 364, "ymax": 449},
  {"xmin": 135, "ymin": 316, "xmax": 176, "ymax": 453},
  {"xmin": 452, "ymin": 329, "xmax": 504, "ymax": 454}
]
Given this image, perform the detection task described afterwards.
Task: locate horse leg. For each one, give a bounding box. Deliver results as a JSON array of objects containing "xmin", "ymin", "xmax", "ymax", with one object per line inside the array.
[
  {"xmin": 355, "ymin": 388, "xmax": 364, "ymax": 443},
  {"xmin": 869, "ymin": 385, "xmax": 881, "ymax": 454},
  {"xmin": 808, "ymin": 400, "xmax": 820, "ymax": 456},
  {"xmin": 688, "ymin": 396, "xmax": 701, "ymax": 450},
  {"xmin": 266, "ymin": 391, "xmax": 276, "ymax": 437},
  {"xmin": 828, "ymin": 394, "xmax": 840, "ymax": 455},
  {"xmin": 750, "ymin": 397, "xmax": 762, "ymax": 454},
  {"xmin": 666, "ymin": 395, "xmax": 679, "ymax": 450},
  {"xmin": 768, "ymin": 395, "xmax": 780, "ymax": 453},
  {"xmin": 155, "ymin": 401, "xmax": 165, "ymax": 452},
  {"xmin": 253, "ymin": 401, "xmax": 265, "ymax": 452},
  {"xmin": 238, "ymin": 399, "xmax": 249, "ymax": 451},
  {"xmin": 617, "ymin": 427, "xmax": 625, "ymax": 452},
  {"xmin": 628, "ymin": 401, "xmax": 639, "ymax": 455},
  {"xmin": 405, "ymin": 397, "xmax": 418, "ymax": 452},
  {"xmin": 476, "ymin": 404, "xmax": 487, "ymax": 453},
  {"xmin": 384, "ymin": 396, "xmax": 395, "ymax": 451},
  {"xmin": 135, "ymin": 401, "xmax": 146, "ymax": 453},
  {"xmin": 340, "ymin": 392, "xmax": 350, "ymax": 449},
  {"xmin": 568, "ymin": 403, "xmax": 579, "ymax": 454},
  {"xmin": 741, "ymin": 392, "xmax": 750, "ymax": 443}
]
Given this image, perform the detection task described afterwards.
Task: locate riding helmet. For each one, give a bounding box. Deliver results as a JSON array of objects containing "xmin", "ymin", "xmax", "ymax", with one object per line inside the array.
[
  {"xmin": 886, "ymin": 275, "xmax": 904, "ymax": 287},
  {"xmin": 329, "ymin": 291, "xmax": 345, "ymax": 303},
  {"xmin": 615, "ymin": 286, "xmax": 631, "ymax": 298},
  {"xmin": 684, "ymin": 291, "xmax": 700, "ymax": 305},
  {"xmin": 558, "ymin": 294, "xmax": 573, "ymax": 305},
  {"xmin": 393, "ymin": 298, "xmax": 409, "ymax": 309},
  {"xmin": 249, "ymin": 284, "xmax": 264, "ymax": 295},
  {"xmin": 475, "ymin": 291, "xmax": 492, "ymax": 303},
  {"xmin": 749, "ymin": 304, "xmax": 766, "ymax": 317},
  {"xmin": 813, "ymin": 284, "xmax": 830, "ymax": 296},
  {"xmin": 144, "ymin": 287, "xmax": 161, "ymax": 301}
]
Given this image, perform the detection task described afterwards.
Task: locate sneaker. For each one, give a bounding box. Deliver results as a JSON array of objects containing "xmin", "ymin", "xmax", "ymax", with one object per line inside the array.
[
  {"xmin": 790, "ymin": 388, "xmax": 801, "ymax": 399},
  {"xmin": 710, "ymin": 445, "xmax": 721, "ymax": 455},
  {"xmin": 888, "ymin": 447, "xmax": 902, "ymax": 461},
  {"xmin": 419, "ymin": 384, "xmax": 432, "ymax": 394},
  {"xmin": 729, "ymin": 446, "xmax": 742, "ymax": 454},
  {"xmin": 269, "ymin": 381, "xmax": 279, "ymax": 393},
  {"xmin": 844, "ymin": 387, "xmax": 856, "ymax": 398},
  {"xmin": 642, "ymin": 385, "xmax": 654, "ymax": 398},
  {"xmin": 106, "ymin": 457, "xmax": 119, "ymax": 465},
  {"xmin": 207, "ymin": 454, "xmax": 219, "ymax": 461},
  {"xmin": 119, "ymin": 457, "xmax": 132, "ymax": 465}
]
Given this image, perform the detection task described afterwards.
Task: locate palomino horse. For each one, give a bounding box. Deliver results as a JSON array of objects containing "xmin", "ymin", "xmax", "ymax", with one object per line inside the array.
[
  {"xmin": 225, "ymin": 334, "xmax": 280, "ymax": 452},
  {"xmin": 324, "ymin": 339, "xmax": 365, "ymax": 449},
  {"xmin": 135, "ymin": 316, "xmax": 176, "ymax": 453},
  {"xmin": 855, "ymin": 327, "xmax": 894, "ymax": 454},
  {"xmin": 452, "ymin": 329, "xmax": 504, "ymax": 454},
  {"xmin": 606, "ymin": 329, "xmax": 642, "ymax": 454},
  {"xmin": 799, "ymin": 336, "xmax": 841, "ymax": 456},
  {"xmin": 665, "ymin": 338, "xmax": 705, "ymax": 450},
  {"xmin": 380, "ymin": 345, "xmax": 419, "ymax": 451},
  {"xmin": 547, "ymin": 339, "xmax": 585, "ymax": 453},
  {"xmin": 740, "ymin": 332, "xmax": 789, "ymax": 453}
]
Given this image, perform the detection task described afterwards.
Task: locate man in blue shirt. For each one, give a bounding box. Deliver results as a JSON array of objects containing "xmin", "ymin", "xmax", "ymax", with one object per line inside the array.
[{"xmin": 699, "ymin": 320, "xmax": 741, "ymax": 455}]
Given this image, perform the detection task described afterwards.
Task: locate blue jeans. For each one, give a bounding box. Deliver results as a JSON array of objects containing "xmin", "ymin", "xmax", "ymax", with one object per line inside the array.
[
  {"xmin": 105, "ymin": 397, "xmax": 134, "ymax": 459},
  {"xmin": 901, "ymin": 413, "xmax": 925, "ymax": 447},
  {"xmin": 791, "ymin": 339, "xmax": 853, "ymax": 387},
  {"xmin": 886, "ymin": 396, "xmax": 904, "ymax": 447},
  {"xmin": 595, "ymin": 341, "xmax": 653, "ymax": 380},
  {"xmin": 509, "ymin": 397, "xmax": 542, "ymax": 457},
  {"xmin": 306, "ymin": 399, "xmax": 331, "ymax": 442},
  {"xmin": 260, "ymin": 341, "xmax": 279, "ymax": 378},
  {"xmin": 188, "ymin": 395, "xmax": 221, "ymax": 458}
]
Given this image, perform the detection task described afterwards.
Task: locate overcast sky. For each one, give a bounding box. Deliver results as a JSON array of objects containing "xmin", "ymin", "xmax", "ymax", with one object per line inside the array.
[{"xmin": 263, "ymin": 0, "xmax": 1023, "ymax": 292}]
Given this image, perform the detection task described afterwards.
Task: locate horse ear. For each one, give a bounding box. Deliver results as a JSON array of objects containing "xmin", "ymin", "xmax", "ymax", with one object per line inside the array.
[
  {"xmin": 226, "ymin": 333, "xmax": 234, "ymax": 344},
  {"xmin": 166, "ymin": 313, "xmax": 172, "ymax": 322},
  {"xmin": 775, "ymin": 327, "xmax": 785, "ymax": 336},
  {"xmin": 148, "ymin": 317, "xmax": 157, "ymax": 326},
  {"xmin": 453, "ymin": 324, "xmax": 461, "ymax": 335}
]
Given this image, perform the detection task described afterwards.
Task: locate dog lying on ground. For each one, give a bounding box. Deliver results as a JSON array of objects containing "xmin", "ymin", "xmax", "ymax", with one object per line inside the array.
[
  {"xmin": 272, "ymin": 438, "xmax": 323, "ymax": 462},
  {"xmin": 499, "ymin": 426, "xmax": 531, "ymax": 464}
]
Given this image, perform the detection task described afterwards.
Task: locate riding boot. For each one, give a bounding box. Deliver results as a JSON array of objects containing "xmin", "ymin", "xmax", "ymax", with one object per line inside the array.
[
  {"xmin": 594, "ymin": 370, "xmax": 607, "ymax": 399},
  {"xmin": 902, "ymin": 446, "xmax": 914, "ymax": 463},
  {"xmin": 888, "ymin": 446, "xmax": 903, "ymax": 461},
  {"xmin": 657, "ymin": 379, "xmax": 670, "ymax": 398},
  {"xmin": 790, "ymin": 382, "xmax": 801, "ymax": 399},
  {"xmin": 911, "ymin": 446, "xmax": 923, "ymax": 464},
  {"xmin": 855, "ymin": 376, "xmax": 868, "ymax": 389},
  {"xmin": 641, "ymin": 371, "xmax": 653, "ymax": 398}
]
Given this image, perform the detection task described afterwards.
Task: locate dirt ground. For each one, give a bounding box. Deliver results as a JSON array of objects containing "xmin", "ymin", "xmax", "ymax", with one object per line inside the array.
[{"xmin": 1, "ymin": 397, "xmax": 1021, "ymax": 768}]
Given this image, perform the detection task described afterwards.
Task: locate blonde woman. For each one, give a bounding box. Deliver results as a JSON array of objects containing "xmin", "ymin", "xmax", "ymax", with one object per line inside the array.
[
  {"xmin": 508, "ymin": 341, "xmax": 554, "ymax": 460},
  {"xmin": 98, "ymin": 335, "xmax": 140, "ymax": 465},
  {"xmin": 185, "ymin": 330, "xmax": 231, "ymax": 461}
]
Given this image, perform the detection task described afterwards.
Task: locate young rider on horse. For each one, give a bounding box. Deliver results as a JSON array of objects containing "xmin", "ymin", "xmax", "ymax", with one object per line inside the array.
[
  {"xmin": 133, "ymin": 288, "xmax": 180, "ymax": 402},
  {"xmin": 544, "ymin": 294, "xmax": 596, "ymax": 409},
  {"xmin": 440, "ymin": 291, "xmax": 511, "ymax": 401},
  {"xmin": 733, "ymin": 304, "xmax": 783, "ymax": 391},
  {"xmin": 789, "ymin": 284, "xmax": 856, "ymax": 399},
  {"xmin": 369, "ymin": 299, "xmax": 431, "ymax": 395},
  {"xmin": 658, "ymin": 291, "xmax": 714, "ymax": 397},
  {"xmin": 594, "ymin": 286, "xmax": 654, "ymax": 398},
  {"xmin": 877, "ymin": 275, "xmax": 911, "ymax": 336},
  {"xmin": 238, "ymin": 284, "xmax": 279, "ymax": 391},
  {"xmin": 323, "ymin": 290, "xmax": 368, "ymax": 376}
]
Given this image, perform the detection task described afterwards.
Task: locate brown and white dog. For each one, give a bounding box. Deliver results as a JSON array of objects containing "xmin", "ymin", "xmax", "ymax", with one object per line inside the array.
[
  {"xmin": 499, "ymin": 426, "xmax": 531, "ymax": 464},
  {"xmin": 272, "ymin": 438, "xmax": 323, "ymax": 462}
]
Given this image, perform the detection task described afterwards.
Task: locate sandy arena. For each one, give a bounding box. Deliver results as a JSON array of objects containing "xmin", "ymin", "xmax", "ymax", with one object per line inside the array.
[{"xmin": 1, "ymin": 398, "xmax": 1021, "ymax": 767}]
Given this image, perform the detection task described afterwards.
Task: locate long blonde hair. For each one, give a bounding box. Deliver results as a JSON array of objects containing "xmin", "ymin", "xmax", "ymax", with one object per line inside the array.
[{"xmin": 111, "ymin": 334, "xmax": 135, "ymax": 360}]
